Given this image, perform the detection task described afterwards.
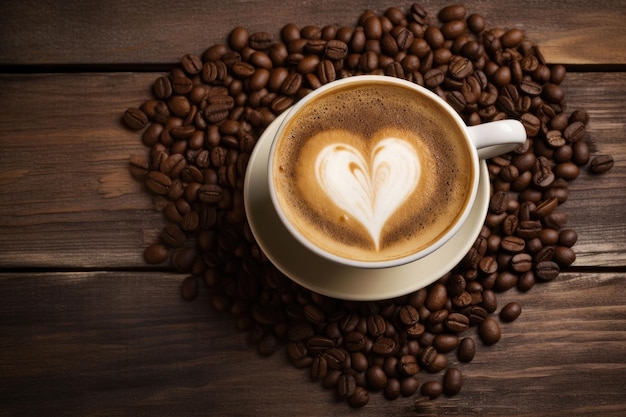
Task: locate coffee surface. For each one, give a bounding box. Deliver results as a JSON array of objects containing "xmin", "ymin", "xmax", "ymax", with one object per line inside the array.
[{"xmin": 272, "ymin": 81, "xmax": 474, "ymax": 263}]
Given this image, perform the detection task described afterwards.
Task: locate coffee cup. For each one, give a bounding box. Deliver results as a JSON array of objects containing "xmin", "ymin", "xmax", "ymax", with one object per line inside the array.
[{"xmin": 244, "ymin": 75, "xmax": 526, "ymax": 299}]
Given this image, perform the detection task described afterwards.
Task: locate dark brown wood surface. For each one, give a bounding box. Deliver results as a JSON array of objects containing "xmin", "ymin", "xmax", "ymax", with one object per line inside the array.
[{"xmin": 0, "ymin": 1, "xmax": 625, "ymax": 416}]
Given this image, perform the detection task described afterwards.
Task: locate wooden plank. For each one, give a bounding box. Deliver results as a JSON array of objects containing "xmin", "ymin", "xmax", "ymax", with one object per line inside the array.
[
  {"xmin": 0, "ymin": 270, "xmax": 624, "ymax": 416},
  {"xmin": 557, "ymin": 72, "xmax": 626, "ymax": 267},
  {"xmin": 0, "ymin": 0, "xmax": 625, "ymax": 67},
  {"xmin": 0, "ymin": 73, "xmax": 163, "ymax": 268},
  {"xmin": 0, "ymin": 72, "xmax": 624, "ymax": 269}
]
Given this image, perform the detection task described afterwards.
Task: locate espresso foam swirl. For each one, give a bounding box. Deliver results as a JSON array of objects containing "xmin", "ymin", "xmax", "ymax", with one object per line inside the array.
[{"xmin": 315, "ymin": 134, "xmax": 421, "ymax": 250}]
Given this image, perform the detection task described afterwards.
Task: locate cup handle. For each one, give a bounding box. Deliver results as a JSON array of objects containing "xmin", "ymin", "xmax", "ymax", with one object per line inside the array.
[{"xmin": 467, "ymin": 120, "xmax": 527, "ymax": 160}]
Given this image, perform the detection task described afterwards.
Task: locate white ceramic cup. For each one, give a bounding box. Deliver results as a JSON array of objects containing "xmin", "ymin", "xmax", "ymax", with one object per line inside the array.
[{"xmin": 265, "ymin": 75, "xmax": 526, "ymax": 270}]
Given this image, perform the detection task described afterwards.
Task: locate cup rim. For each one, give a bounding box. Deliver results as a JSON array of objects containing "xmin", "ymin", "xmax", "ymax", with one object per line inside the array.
[{"xmin": 267, "ymin": 75, "xmax": 480, "ymax": 269}]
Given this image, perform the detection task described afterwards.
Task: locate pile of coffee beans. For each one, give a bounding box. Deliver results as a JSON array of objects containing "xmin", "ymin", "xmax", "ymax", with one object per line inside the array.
[{"xmin": 123, "ymin": 3, "xmax": 614, "ymax": 408}]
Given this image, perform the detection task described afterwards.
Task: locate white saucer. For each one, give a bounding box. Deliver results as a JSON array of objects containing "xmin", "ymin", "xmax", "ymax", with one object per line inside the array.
[{"xmin": 243, "ymin": 113, "xmax": 490, "ymax": 301}]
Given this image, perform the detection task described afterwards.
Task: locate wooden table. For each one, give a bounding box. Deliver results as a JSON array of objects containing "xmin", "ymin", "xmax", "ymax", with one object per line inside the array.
[{"xmin": 1, "ymin": 1, "xmax": 625, "ymax": 416}]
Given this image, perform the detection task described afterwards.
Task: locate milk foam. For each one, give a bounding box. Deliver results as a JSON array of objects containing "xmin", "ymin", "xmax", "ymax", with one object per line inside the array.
[
  {"xmin": 315, "ymin": 136, "xmax": 420, "ymax": 250},
  {"xmin": 272, "ymin": 82, "xmax": 474, "ymax": 263}
]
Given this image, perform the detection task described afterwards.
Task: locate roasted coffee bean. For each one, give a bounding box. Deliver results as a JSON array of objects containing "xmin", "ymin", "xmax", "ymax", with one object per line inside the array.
[
  {"xmin": 532, "ymin": 156, "xmax": 555, "ymax": 188},
  {"xmin": 500, "ymin": 28, "xmax": 524, "ymax": 48},
  {"xmin": 517, "ymin": 220, "xmax": 542, "ymax": 239},
  {"xmin": 351, "ymin": 351, "xmax": 368, "ymax": 372},
  {"xmin": 511, "ymin": 253, "xmax": 533, "ymax": 272},
  {"xmin": 161, "ymin": 223, "xmax": 186, "ymax": 247},
  {"xmin": 180, "ymin": 53, "xmax": 202, "ymax": 74},
  {"xmin": 372, "ymin": 336, "xmax": 397, "ymax": 357},
  {"xmin": 443, "ymin": 367, "xmax": 463, "ymax": 396},
  {"xmin": 323, "ymin": 347, "xmax": 347, "ymax": 370},
  {"xmin": 535, "ymin": 261, "xmax": 560, "ymax": 281},
  {"xmin": 501, "ymin": 214, "xmax": 518, "ymax": 236},
  {"xmin": 554, "ymin": 246, "xmax": 576, "ymax": 266},
  {"xmin": 563, "ymin": 121, "xmax": 586, "ymax": 143},
  {"xmin": 519, "ymin": 113, "xmax": 540, "ymax": 138},
  {"xmin": 542, "ymin": 83, "xmax": 564, "ymax": 103},
  {"xmin": 446, "ymin": 274, "xmax": 466, "ymax": 297},
  {"xmin": 433, "ymin": 334, "xmax": 460, "ymax": 353},
  {"xmin": 406, "ymin": 321, "xmax": 426, "ymax": 338},
  {"xmin": 495, "ymin": 271, "xmax": 518, "ymax": 291},
  {"xmin": 338, "ymin": 312, "xmax": 359, "ymax": 332},
  {"xmin": 123, "ymin": 107, "xmax": 148, "ymax": 130},
  {"xmin": 400, "ymin": 376, "xmax": 420, "ymax": 397},
  {"xmin": 181, "ymin": 276, "xmax": 199, "ymax": 301},
  {"xmin": 540, "ymin": 228, "xmax": 560, "ymax": 246},
  {"xmin": 425, "ymin": 283, "xmax": 447, "ymax": 311},
  {"xmin": 534, "ymin": 246, "xmax": 555, "ymax": 263},
  {"xmin": 348, "ymin": 386, "xmax": 369, "ymax": 408},
  {"xmin": 478, "ymin": 317, "xmax": 501, "ymax": 345},
  {"xmin": 145, "ymin": 171, "xmax": 172, "ymax": 195},
  {"xmin": 590, "ymin": 155, "xmax": 614, "ymax": 174},
  {"xmin": 519, "ymin": 79, "xmax": 542, "ymax": 96},
  {"xmin": 303, "ymin": 304, "xmax": 325, "ymax": 326},
  {"xmin": 501, "ymin": 235, "xmax": 525, "ymax": 252},
  {"xmin": 384, "ymin": 378, "xmax": 401, "ymax": 400},
  {"xmin": 129, "ymin": 154, "xmax": 149, "ymax": 180},
  {"xmin": 445, "ymin": 313, "xmax": 470, "ymax": 333},
  {"xmin": 344, "ymin": 331, "xmax": 366, "ymax": 352},
  {"xmin": 398, "ymin": 305, "xmax": 420, "ymax": 326},
  {"xmin": 424, "ymin": 68, "xmax": 445, "ymax": 87},
  {"xmin": 418, "ymin": 345, "xmax": 437, "ymax": 368},
  {"xmin": 366, "ymin": 365, "xmax": 388, "ymax": 391},
  {"xmin": 337, "ymin": 373, "xmax": 357, "ymax": 398},
  {"xmin": 559, "ymin": 229, "xmax": 578, "ymax": 247},
  {"xmin": 307, "ymin": 335, "xmax": 335, "ymax": 354},
  {"xmin": 499, "ymin": 302, "xmax": 522, "ymax": 322},
  {"xmin": 438, "ymin": 4, "xmax": 466, "ymax": 22},
  {"xmin": 457, "ymin": 337, "xmax": 476, "ymax": 363},
  {"xmin": 545, "ymin": 130, "xmax": 566, "ymax": 148},
  {"xmin": 366, "ymin": 314, "xmax": 386, "ymax": 337},
  {"xmin": 420, "ymin": 380, "xmax": 443, "ymax": 399},
  {"xmin": 203, "ymin": 95, "xmax": 234, "ymax": 123},
  {"xmin": 570, "ymin": 140, "xmax": 589, "ymax": 166},
  {"xmin": 152, "ymin": 78, "xmax": 174, "ymax": 101},
  {"xmin": 532, "ymin": 197, "xmax": 558, "ymax": 219},
  {"xmin": 143, "ymin": 242, "xmax": 169, "ymax": 264},
  {"xmin": 249, "ymin": 31, "xmax": 272, "ymax": 50},
  {"xmin": 518, "ymin": 270, "xmax": 536, "ymax": 292},
  {"xmin": 322, "ymin": 368, "xmax": 341, "ymax": 389},
  {"xmin": 489, "ymin": 190, "xmax": 509, "ymax": 214},
  {"xmin": 452, "ymin": 291, "xmax": 472, "ymax": 308},
  {"xmin": 322, "ymin": 39, "xmax": 347, "ymax": 60},
  {"xmin": 397, "ymin": 355, "xmax": 419, "ymax": 376},
  {"xmin": 287, "ymin": 340, "xmax": 307, "ymax": 361}
]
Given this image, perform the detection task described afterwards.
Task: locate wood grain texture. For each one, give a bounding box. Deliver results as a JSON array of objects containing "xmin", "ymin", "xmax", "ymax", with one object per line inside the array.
[
  {"xmin": 0, "ymin": 0, "xmax": 625, "ymax": 66},
  {"xmin": 0, "ymin": 1, "xmax": 625, "ymax": 416},
  {"xmin": 1, "ymin": 271, "xmax": 624, "ymax": 417}
]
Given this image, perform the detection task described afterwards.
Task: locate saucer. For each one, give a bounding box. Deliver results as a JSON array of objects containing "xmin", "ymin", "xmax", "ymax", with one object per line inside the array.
[{"xmin": 243, "ymin": 113, "xmax": 490, "ymax": 301}]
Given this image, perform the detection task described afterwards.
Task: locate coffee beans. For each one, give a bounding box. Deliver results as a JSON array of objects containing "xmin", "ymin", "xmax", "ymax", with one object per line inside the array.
[
  {"xmin": 500, "ymin": 302, "xmax": 522, "ymax": 322},
  {"xmin": 479, "ymin": 318, "xmax": 502, "ymax": 345},
  {"xmin": 443, "ymin": 368, "xmax": 463, "ymax": 395},
  {"xmin": 590, "ymin": 155, "xmax": 614, "ymax": 174},
  {"xmin": 457, "ymin": 337, "xmax": 476, "ymax": 362},
  {"xmin": 124, "ymin": 2, "xmax": 613, "ymax": 409},
  {"xmin": 123, "ymin": 107, "xmax": 148, "ymax": 130}
]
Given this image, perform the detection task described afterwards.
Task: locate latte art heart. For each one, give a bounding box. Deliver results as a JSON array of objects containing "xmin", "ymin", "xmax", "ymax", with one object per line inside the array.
[{"xmin": 315, "ymin": 138, "xmax": 421, "ymax": 250}]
